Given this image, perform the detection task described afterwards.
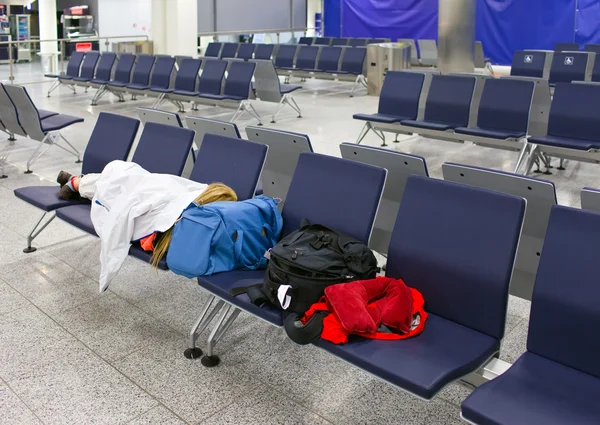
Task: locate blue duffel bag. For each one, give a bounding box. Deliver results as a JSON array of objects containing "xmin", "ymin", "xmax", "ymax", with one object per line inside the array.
[{"xmin": 167, "ymin": 196, "xmax": 283, "ymax": 278}]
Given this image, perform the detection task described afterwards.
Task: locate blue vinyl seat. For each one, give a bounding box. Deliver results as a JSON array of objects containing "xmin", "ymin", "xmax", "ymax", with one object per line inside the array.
[
  {"xmin": 314, "ymin": 37, "xmax": 333, "ymax": 46},
  {"xmin": 549, "ymin": 52, "xmax": 589, "ymax": 85},
  {"xmin": 298, "ymin": 37, "xmax": 313, "ymax": 45},
  {"xmin": 462, "ymin": 205, "xmax": 600, "ymax": 425},
  {"xmin": 293, "ymin": 46, "xmax": 319, "ymax": 71},
  {"xmin": 528, "ymin": 82, "xmax": 600, "ymax": 151},
  {"xmin": 204, "ymin": 42, "xmax": 222, "ymax": 58},
  {"xmin": 70, "ymin": 51, "xmax": 100, "ymax": 83},
  {"xmin": 349, "ymin": 38, "xmax": 368, "ymax": 47},
  {"xmin": 554, "ymin": 42, "xmax": 580, "ymax": 52},
  {"xmin": 353, "ymin": 71, "xmax": 425, "ymax": 123},
  {"xmin": 220, "ymin": 43, "xmax": 239, "ymax": 59},
  {"xmin": 236, "ymin": 43, "xmax": 255, "ymax": 60},
  {"xmin": 198, "ymin": 61, "xmax": 255, "ymax": 101},
  {"xmin": 274, "ymin": 45, "xmax": 298, "ymax": 69},
  {"xmin": 591, "ymin": 52, "xmax": 600, "ymax": 82},
  {"xmin": 194, "ymin": 60, "xmax": 228, "ymax": 96},
  {"xmin": 331, "ymin": 47, "xmax": 366, "ymax": 75},
  {"xmin": 127, "ymin": 55, "xmax": 174, "ymax": 91},
  {"xmin": 332, "ymin": 37, "xmax": 350, "ymax": 46},
  {"xmin": 55, "ymin": 123, "xmax": 195, "ymax": 237},
  {"xmin": 46, "ymin": 51, "xmax": 84, "ymax": 79},
  {"xmin": 510, "ymin": 51, "xmax": 547, "ymax": 79},
  {"xmin": 367, "ymin": 38, "xmax": 387, "ymax": 44},
  {"xmin": 108, "ymin": 55, "xmax": 155, "ymax": 89},
  {"xmin": 402, "ymin": 75, "xmax": 476, "ymax": 131},
  {"xmin": 583, "ymin": 43, "xmax": 600, "ymax": 54},
  {"xmin": 151, "ymin": 58, "xmax": 201, "ymax": 94},
  {"xmin": 91, "ymin": 54, "xmax": 134, "ymax": 85},
  {"xmin": 316, "ymin": 46, "xmax": 341, "ymax": 72},
  {"xmin": 77, "ymin": 52, "xmax": 116, "ymax": 84},
  {"xmin": 454, "ymin": 79, "xmax": 534, "ymax": 140},
  {"xmin": 254, "ymin": 44, "xmax": 274, "ymax": 60},
  {"xmin": 316, "ymin": 176, "xmax": 525, "ymax": 399}
]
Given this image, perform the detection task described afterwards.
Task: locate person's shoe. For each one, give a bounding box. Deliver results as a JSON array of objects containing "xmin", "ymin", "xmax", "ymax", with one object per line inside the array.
[
  {"xmin": 58, "ymin": 185, "xmax": 80, "ymax": 201},
  {"xmin": 56, "ymin": 171, "xmax": 72, "ymax": 187}
]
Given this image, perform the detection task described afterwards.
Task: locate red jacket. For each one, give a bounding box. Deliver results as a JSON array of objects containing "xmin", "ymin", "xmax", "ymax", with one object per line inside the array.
[{"xmin": 301, "ymin": 277, "xmax": 427, "ymax": 344}]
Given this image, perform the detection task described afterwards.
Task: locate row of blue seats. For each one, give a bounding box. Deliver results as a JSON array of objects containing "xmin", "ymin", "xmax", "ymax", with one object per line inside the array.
[
  {"xmin": 12, "ymin": 111, "xmax": 600, "ymax": 424},
  {"xmin": 297, "ymin": 36, "xmax": 389, "ymax": 46},
  {"xmin": 510, "ymin": 49, "xmax": 600, "ymax": 85},
  {"xmin": 554, "ymin": 41, "xmax": 600, "ymax": 53},
  {"xmin": 203, "ymin": 42, "xmax": 274, "ymax": 60}
]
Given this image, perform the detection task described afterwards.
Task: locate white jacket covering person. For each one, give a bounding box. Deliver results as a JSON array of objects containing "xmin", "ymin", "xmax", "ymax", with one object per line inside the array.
[{"xmin": 78, "ymin": 160, "xmax": 208, "ymax": 293}]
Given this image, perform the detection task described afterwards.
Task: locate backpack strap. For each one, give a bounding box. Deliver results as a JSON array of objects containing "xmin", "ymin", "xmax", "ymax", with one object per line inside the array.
[{"xmin": 229, "ymin": 284, "xmax": 270, "ymax": 306}]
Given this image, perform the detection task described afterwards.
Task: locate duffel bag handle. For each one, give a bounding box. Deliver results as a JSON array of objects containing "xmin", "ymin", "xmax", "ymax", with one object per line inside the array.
[{"xmin": 283, "ymin": 311, "xmax": 327, "ymax": 345}]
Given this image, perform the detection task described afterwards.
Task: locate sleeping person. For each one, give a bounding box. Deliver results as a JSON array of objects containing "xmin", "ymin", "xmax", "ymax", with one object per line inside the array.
[{"xmin": 57, "ymin": 160, "xmax": 237, "ymax": 293}]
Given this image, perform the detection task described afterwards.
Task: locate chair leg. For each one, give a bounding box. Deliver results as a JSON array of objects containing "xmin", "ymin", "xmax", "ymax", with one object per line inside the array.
[
  {"xmin": 289, "ymin": 96, "xmax": 302, "ymax": 118},
  {"xmin": 558, "ymin": 158, "xmax": 566, "ymax": 170},
  {"xmin": 23, "ymin": 211, "xmax": 56, "ymax": 253},
  {"xmin": 513, "ymin": 142, "xmax": 529, "ymax": 174},
  {"xmin": 183, "ymin": 296, "xmax": 225, "ymax": 359},
  {"xmin": 350, "ymin": 76, "xmax": 360, "ymax": 97},
  {"xmin": 233, "ymin": 101, "xmax": 262, "ymax": 126},
  {"xmin": 57, "ymin": 133, "xmax": 82, "ymax": 163},
  {"xmin": 355, "ymin": 122, "xmax": 371, "ymax": 145},
  {"xmin": 271, "ymin": 96, "xmax": 287, "ymax": 123},
  {"xmin": 524, "ymin": 145, "xmax": 539, "ymax": 176},
  {"xmin": 201, "ymin": 305, "xmax": 241, "ymax": 368},
  {"xmin": 25, "ymin": 134, "xmax": 53, "ymax": 174},
  {"xmin": 47, "ymin": 80, "xmax": 61, "ymax": 97},
  {"xmin": 375, "ymin": 129, "xmax": 387, "ymax": 147}
]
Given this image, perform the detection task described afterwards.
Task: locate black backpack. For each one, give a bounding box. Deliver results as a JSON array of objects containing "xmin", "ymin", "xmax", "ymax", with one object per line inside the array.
[{"xmin": 230, "ymin": 219, "xmax": 379, "ymax": 314}]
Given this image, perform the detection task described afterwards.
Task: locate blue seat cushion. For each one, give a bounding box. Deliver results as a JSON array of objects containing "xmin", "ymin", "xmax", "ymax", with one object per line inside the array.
[
  {"xmin": 38, "ymin": 109, "xmax": 58, "ymax": 120},
  {"xmin": 128, "ymin": 244, "xmax": 168, "ymax": 270},
  {"xmin": 90, "ymin": 79, "xmax": 110, "ymax": 85},
  {"xmin": 173, "ymin": 89, "xmax": 200, "ymax": 97},
  {"xmin": 277, "ymin": 66, "xmax": 295, "ymax": 71},
  {"xmin": 126, "ymin": 83, "xmax": 150, "ymax": 91},
  {"xmin": 45, "ymin": 74, "xmax": 60, "ymax": 78},
  {"xmin": 56, "ymin": 204, "xmax": 96, "ymax": 236},
  {"xmin": 328, "ymin": 70, "xmax": 360, "ymax": 75},
  {"xmin": 107, "ymin": 81, "xmax": 128, "ymax": 88},
  {"xmin": 197, "ymin": 270, "xmax": 283, "ymax": 326},
  {"xmin": 14, "ymin": 186, "xmax": 90, "ymax": 212},
  {"xmin": 58, "ymin": 76, "xmax": 74, "ymax": 80},
  {"xmin": 401, "ymin": 120, "xmax": 456, "ymax": 131},
  {"xmin": 198, "ymin": 93, "xmax": 246, "ymax": 101},
  {"xmin": 41, "ymin": 114, "xmax": 84, "ymax": 132},
  {"xmin": 528, "ymin": 135, "xmax": 600, "ymax": 151},
  {"xmin": 150, "ymin": 87, "xmax": 174, "ymax": 94},
  {"xmin": 353, "ymin": 113, "xmax": 407, "ymax": 123},
  {"xmin": 454, "ymin": 127, "xmax": 526, "ymax": 140},
  {"xmin": 314, "ymin": 313, "xmax": 499, "ymax": 400},
  {"xmin": 462, "ymin": 352, "xmax": 600, "ymax": 425},
  {"xmin": 280, "ymin": 84, "xmax": 302, "ymax": 94},
  {"xmin": 72, "ymin": 77, "xmax": 92, "ymax": 82}
]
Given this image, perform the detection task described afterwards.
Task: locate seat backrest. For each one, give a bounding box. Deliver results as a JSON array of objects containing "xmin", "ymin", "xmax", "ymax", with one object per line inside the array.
[
  {"xmin": 474, "ymin": 41, "xmax": 486, "ymax": 68},
  {"xmin": 252, "ymin": 59, "xmax": 285, "ymax": 102},
  {"xmin": 510, "ymin": 51, "xmax": 547, "ymax": 78},
  {"xmin": 274, "ymin": 45, "xmax": 298, "ymax": 68},
  {"xmin": 112, "ymin": 54, "xmax": 136, "ymax": 83},
  {"xmin": 174, "ymin": 58, "xmax": 202, "ymax": 91},
  {"xmin": 82, "ymin": 113, "xmax": 140, "ymax": 174},
  {"xmin": 246, "ymin": 126, "xmax": 313, "ymax": 203},
  {"xmin": 340, "ymin": 47, "xmax": 366, "ymax": 74},
  {"xmin": 184, "ymin": 116, "xmax": 240, "ymax": 149},
  {"xmin": 298, "ymin": 37, "xmax": 313, "ymax": 45},
  {"xmin": 149, "ymin": 55, "xmax": 175, "ymax": 88},
  {"xmin": 314, "ymin": 37, "xmax": 332, "ymax": 46},
  {"xmin": 528, "ymin": 206, "xmax": 600, "ymax": 378},
  {"xmin": 581, "ymin": 187, "xmax": 600, "ymax": 213},
  {"xmin": 378, "ymin": 71, "xmax": 425, "ymax": 119},
  {"xmin": 66, "ymin": 51, "xmax": 85, "ymax": 77},
  {"xmin": 388, "ymin": 176, "xmax": 525, "ymax": 340},
  {"xmin": 418, "ymin": 39, "xmax": 438, "ymax": 66},
  {"xmin": 78, "ymin": 51, "xmax": 100, "ymax": 79},
  {"xmin": 477, "ymin": 78, "xmax": 534, "ymax": 133},
  {"xmin": 367, "ymin": 38, "xmax": 386, "ymax": 45},
  {"xmin": 254, "ymin": 44, "xmax": 274, "ymax": 60},
  {"xmin": 131, "ymin": 122, "xmax": 194, "ymax": 175},
  {"xmin": 549, "ymin": 52, "xmax": 589, "ymax": 84},
  {"xmin": 220, "ymin": 42, "xmax": 239, "ymax": 59},
  {"xmin": 397, "ymin": 39, "xmax": 419, "ymax": 65},
  {"xmin": 223, "ymin": 61, "xmax": 255, "ymax": 99},
  {"xmin": 584, "ymin": 44, "xmax": 600, "ymax": 55},
  {"xmin": 317, "ymin": 46, "xmax": 342, "ymax": 71},
  {"xmin": 3, "ymin": 84, "xmax": 45, "ymax": 140},
  {"xmin": 0, "ymin": 84, "xmax": 26, "ymax": 136},
  {"xmin": 130, "ymin": 55, "xmax": 156, "ymax": 85},
  {"xmin": 592, "ymin": 55, "xmax": 600, "ymax": 82},
  {"xmin": 282, "ymin": 152, "xmax": 386, "ymax": 242},
  {"xmin": 349, "ymin": 38, "xmax": 368, "ymax": 47},
  {"xmin": 197, "ymin": 60, "xmax": 228, "ymax": 95},
  {"xmin": 423, "ymin": 75, "xmax": 475, "ymax": 127},
  {"xmin": 332, "ymin": 38, "xmax": 349, "ymax": 46},
  {"xmin": 546, "ymin": 82, "xmax": 600, "ymax": 142},
  {"xmin": 340, "ymin": 143, "xmax": 428, "ymax": 255},
  {"xmin": 296, "ymin": 46, "xmax": 319, "ymax": 69},
  {"xmin": 554, "ymin": 42, "xmax": 580, "ymax": 52},
  {"xmin": 205, "ymin": 42, "xmax": 222, "ymax": 58},
  {"xmin": 190, "ymin": 134, "xmax": 267, "ymax": 201},
  {"xmin": 94, "ymin": 53, "xmax": 117, "ymax": 81},
  {"xmin": 236, "ymin": 43, "xmax": 256, "ymax": 60},
  {"xmin": 137, "ymin": 107, "xmax": 183, "ymax": 127}
]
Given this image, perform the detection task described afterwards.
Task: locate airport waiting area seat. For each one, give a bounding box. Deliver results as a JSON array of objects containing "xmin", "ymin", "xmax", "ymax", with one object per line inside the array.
[
  {"xmin": 527, "ymin": 82, "xmax": 600, "ymax": 171},
  {"xmin": 45, "ymin": 51, "xmax": 85, "ymax": 96},
  {"xmin": 331, "ymin": 47, "xmax": 367, "ymax": 96},
  {"xmin": 204, "ymin": 42, "xmax": 222, "ymax": 58},
  {"xmin": 554, "ymin": 42, "xmax": 580, "ymax": 52},
  {"xmin": 581, "ymin": 187, "xmax": 600, "ymax": 212},
  {"xmin": 418, "ymin": 39, "xmax": 438, "ymax": 66},
  {"xmin": 510, "ymin": 50, "xmax": 550, "ymax": 79},
  {"xmin": 298, "ymin": 37, "xmax": 313, "ymax": 45},
  {"xmin": 462, "ymin": 205, "xmax": 600, "ymax": 425},
  {"xmin": 584, "ymin": 43, "xmax": 600, "ymax": 55},
  {"xmin": 349, "ymin": 38, "xmax": 368, "ymax": 47},
  {"xmin": 332, "ymin": 37, "xmax": 350, "ymax": 46},
  {"xmin": 187, "ymin": 153, "xmax": 387, "ymax": 365},
  {"xmin": 254, "ymin": 44, "xmax": 274, "ymax": 60},
  {"xmin": 13, "ymin": 113, "xmax": 140, "ymax": 252},
  {"xmin": 55, "ymin": 122, "xmax": 195, "ymax": 237},
  {"xmin": 274, "ymin": 45, "xmax": 299, "ymax": 69},
  {"xmin": 137, "ymin": 107, "xmax": 183, "ymax": 128},
  {"xmin": 252, "ymin": 59, "xmax": 302, "ymax": 123},
  {"xmin": 548, "ymin": 51, "xmax": 592, "ymax": 86},
  {"xmin": 106, "ymin": 55, "xmax": 156, "ymax": 101},
  {"xmin": 314, "ymin": 176, "xmax": 525, "ymax": 399},
  {"xmin": 69, "ymin": 51, "xmax": 100, "ymax": 86},
  {"xmin": 354, "ymin": 71, "xmax": 425, "ymax": 146},
  {"xmin": 152, "ymin": 58, "xmax": 202, "ymax": 111},
  {"xmin": 163, "ymin": 60, "xmax": 227, "ymax": 111},
  {"xmin": 314, "ymin": 37, "xmax": 333, "ymax": 46},
  {"xmin": 219, "ymin": 42, "xmax": 239, "ymax": 59},
  {"xmin": 90, "ymin": 54, "xmax": 136, "ymax": 105},
  {"xmin": 236, "ymin": 43, "xmax": 256, "ymax": 60},
  {"xmin": 73, "ymin": 52, "xmax": 116, "ymax": 89},
  {"xmin": 126, "ymin": 55, "xmax": 176, "ymax": 98}
]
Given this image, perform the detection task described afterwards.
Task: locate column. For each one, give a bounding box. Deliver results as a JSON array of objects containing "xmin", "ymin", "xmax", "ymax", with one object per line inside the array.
[
  {"xmin": 438, "ymin": 0, "xmax": 476, "ymax": 74},
  {"xmin": 38, "ymin": 0, "xmax": 58, "ymax": 72},
  {"xmin": 151, "ymin": 0, "xmax": 199, "ymax": 56},
  {"xmin": 151, "ymin": 0, "xmax": 167, "ymax": 54}
]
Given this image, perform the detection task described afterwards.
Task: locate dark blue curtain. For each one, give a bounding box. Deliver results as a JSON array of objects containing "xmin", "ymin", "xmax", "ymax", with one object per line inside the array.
[{"xmin": 330, "ymin": 0, "xmax": 583, "ymax": 65}]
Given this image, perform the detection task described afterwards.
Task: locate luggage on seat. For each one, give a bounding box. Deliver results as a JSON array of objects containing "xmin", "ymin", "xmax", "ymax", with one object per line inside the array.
[
  {"xmin": 167, "ymin": 196, "xmax": 282, "ymax": 278},
  {"xmin": 233, "ymin": 219, "xmax": 379, "ymax": 314}
]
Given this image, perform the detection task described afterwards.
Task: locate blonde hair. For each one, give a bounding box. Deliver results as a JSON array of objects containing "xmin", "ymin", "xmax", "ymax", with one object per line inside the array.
[{"xmin": 151, "ymin": 183, "xmax": 238, "ymax": 268}]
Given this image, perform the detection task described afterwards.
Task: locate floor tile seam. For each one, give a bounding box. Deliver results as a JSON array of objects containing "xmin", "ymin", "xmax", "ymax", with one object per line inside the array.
[
  {"xmin": 124, "ymin": 403, "xmax": 192, "ymax": 425},
  {"xmin": 503, "ymin": 317, "xmax": 527, "ymax": 338},
  {"xmin": 0, "ymin": 373, "xmax": 48, "ymax": 424}
]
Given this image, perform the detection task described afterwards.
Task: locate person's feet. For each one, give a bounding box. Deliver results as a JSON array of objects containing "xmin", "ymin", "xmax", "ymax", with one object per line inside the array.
[
  {"xmin": 56, "ymin": 171, "xmax": 72, "ymax": 187},
  {"xmin": 58, "ymin": 185, "xmax": 80, "ymax": 201}
]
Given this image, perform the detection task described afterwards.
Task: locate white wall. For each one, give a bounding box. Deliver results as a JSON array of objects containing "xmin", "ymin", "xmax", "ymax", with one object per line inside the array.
[{"xmin": 97, "ymin": 0, "xmax": 152, "ymax": 50}]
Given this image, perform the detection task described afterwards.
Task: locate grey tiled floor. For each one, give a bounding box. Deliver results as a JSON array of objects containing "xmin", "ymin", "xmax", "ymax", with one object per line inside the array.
[{"xmin": 0, "ymin": 74, "xmax": 593, "ymax": 424}]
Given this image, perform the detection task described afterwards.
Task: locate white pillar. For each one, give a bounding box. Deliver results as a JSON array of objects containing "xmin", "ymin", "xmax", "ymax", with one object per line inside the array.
[
  {"xmin": 151, "ymin": 0, "xmax": 167, "ymax": 54},
  {"xmin": 38, "ymin": 0, "xmax": 58, "ymax": 55},
  {"xmin": 151, "ymin": 0, "xmax": 198, "ymax": 56}
]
